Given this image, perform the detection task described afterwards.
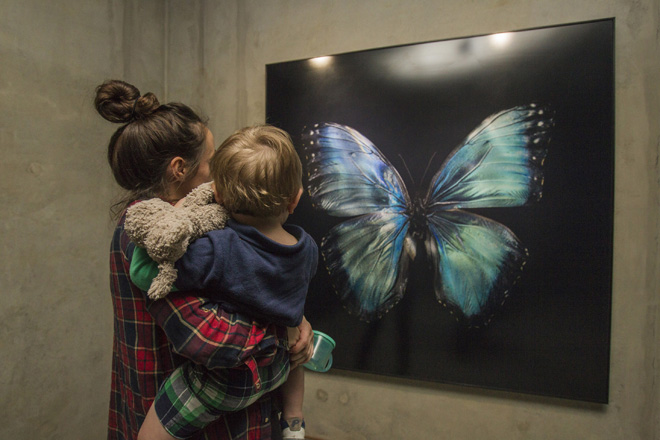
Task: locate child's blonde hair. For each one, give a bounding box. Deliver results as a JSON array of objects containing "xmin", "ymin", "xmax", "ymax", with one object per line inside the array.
[{"xmin": 210, "ymin": 125, "xmax": 303, "ymax": 217}]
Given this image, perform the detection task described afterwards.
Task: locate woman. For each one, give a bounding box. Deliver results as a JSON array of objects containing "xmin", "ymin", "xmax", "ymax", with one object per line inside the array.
[{"xmin": 95, "ymin": 79, "xmax": 313, "ymax": 440}]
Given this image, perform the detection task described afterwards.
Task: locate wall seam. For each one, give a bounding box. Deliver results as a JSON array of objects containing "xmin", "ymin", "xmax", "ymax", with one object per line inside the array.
[
  {"xmin": 197, "ymin": 0, "xmax": 205, "ymax": 106},
  {"xmin": 236, "ymin": 0, "xmax": 247, "ymax": 127},
  {"xmin": 163, "ymin": 0, "xmax": 169, "ymax": 102},
  {"xmin": 122, "ymin": 0, "xmax": 131, "ymax": 80}
]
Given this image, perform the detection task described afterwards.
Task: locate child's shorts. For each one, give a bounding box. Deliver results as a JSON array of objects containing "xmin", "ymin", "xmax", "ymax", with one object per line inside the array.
[{"xmin": 154, "ymin": 348, "xmax": 289, "ymax": 438}]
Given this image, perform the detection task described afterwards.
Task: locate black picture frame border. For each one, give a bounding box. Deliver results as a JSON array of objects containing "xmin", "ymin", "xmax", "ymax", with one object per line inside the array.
[{"xmin": 266, "ymin": 18, "xmax": 615, "ymax": 404}]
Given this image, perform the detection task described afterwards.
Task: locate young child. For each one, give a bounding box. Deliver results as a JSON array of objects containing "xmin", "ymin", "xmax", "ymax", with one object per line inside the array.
[{"xmin": 133, "ymin": 125, "xmax": 316, "ymax": 440}]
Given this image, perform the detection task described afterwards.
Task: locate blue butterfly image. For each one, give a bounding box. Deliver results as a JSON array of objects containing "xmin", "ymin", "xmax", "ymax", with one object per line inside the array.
[{"xmin": 301, "ymin": 104, "xmax": 554, "ymax": 325}]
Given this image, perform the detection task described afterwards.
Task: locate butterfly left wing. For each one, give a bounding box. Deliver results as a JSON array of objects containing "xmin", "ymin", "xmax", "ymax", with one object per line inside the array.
[
  {"xmin": 301, "ymin": 123, "xmax": 413, "ymax": 321},
  {"xmin": 302, "ymin": 123, "xmax": 411, "ymax": 216},
  {"xmin": 322, "ymin": 211, "xmax": 414, "ymax": 321}
]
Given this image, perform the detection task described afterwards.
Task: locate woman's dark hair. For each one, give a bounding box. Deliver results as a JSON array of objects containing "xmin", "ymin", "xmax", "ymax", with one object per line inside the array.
[{"xmin": 94, "ymin": 80, "xmax": 208, "ymax": 217}]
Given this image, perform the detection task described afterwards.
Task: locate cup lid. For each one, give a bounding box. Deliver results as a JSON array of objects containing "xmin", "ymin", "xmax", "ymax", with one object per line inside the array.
[{"xmin": 313, "ymin": 330, "xmax": 336, "ymax": 348}]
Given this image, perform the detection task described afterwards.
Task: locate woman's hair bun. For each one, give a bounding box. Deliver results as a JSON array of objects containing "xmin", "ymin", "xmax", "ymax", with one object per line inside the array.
[{"xmin": 94, "ymin": 80, "xmax": 160, "ymax": 123}]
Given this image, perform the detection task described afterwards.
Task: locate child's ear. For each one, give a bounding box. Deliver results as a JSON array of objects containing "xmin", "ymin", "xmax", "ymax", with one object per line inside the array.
[
  {"xmin": 287, "ymin": 188, "xmax": 303, "ymax": 214},
  {"xmin": 212, "ymin": 182, "xmax": 223, "ymax": 205}
]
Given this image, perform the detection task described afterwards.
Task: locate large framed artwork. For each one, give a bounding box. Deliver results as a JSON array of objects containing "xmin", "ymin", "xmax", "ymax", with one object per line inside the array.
[{"xmin": 266, "ymin": 19, "xmax": 614, "ymax": 403}]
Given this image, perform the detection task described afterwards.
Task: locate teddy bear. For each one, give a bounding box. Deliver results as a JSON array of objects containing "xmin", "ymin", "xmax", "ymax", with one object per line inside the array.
[{"xmin": 123, "ymin": 182, "xmax": 228, "ymax": 300}]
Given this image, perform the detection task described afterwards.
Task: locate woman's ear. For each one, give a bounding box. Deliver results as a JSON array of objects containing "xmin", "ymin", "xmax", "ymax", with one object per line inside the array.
[
  {"xmin": 287, "ymin": 188, "xmax": 304, "ymax": 214},
  {"xmin": 169, "ymin": 157, "xmax": 187, "ymax": 182}
]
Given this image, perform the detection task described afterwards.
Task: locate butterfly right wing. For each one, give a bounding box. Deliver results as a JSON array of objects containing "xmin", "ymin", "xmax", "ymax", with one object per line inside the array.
[
  {"xmin": 425, "ymin": 209, "xmax": 528, "ymax": 325},
  {"xmin": 427, "ymin": 104, "xmax": 553, "ymax": 210},
  {"xmin": 422, "ymin": 104, "xmax": 551, "ymax": 323},
  {"xmin": 302, "ymin": 123, "xmax": 413, "ymax": 321}
]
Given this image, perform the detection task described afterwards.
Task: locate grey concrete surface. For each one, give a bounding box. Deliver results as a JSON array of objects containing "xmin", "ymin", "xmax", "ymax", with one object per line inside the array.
[{"xmin": 1, "ymin": 0, "xmax": 658, "ymax": 438}]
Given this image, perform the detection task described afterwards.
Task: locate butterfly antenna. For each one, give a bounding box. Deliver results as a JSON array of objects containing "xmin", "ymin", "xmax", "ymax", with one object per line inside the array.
[
  {"xmin": 420, "ymin": 151, "xmax": 438, "ymax": 186},
  {"xmin": 398, "ymin": 154, "xmax": 415, "ymax": 186}
]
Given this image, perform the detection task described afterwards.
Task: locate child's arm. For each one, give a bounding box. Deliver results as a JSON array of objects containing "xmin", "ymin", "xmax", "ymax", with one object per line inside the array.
[
  {"xmin": 130, "ymin": 247, "xmax": 178, "ymax": 293},
  {"xmin": 127, "ymin": 227, "xmax": 299, "ymax": 366},
  {"xmin": 124, "ymin": 235, "xmax": 289, "ymax": 370},
  {"xmin": 124, "ymin": 182, "xmax": 227, "ymax": 299}
]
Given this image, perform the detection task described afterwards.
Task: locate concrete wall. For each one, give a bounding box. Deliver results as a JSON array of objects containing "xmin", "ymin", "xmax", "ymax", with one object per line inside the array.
[
  {"xmin": 0, "ymin": 0, "xmax": 166, "ymax": 438},
  {"xmin": 181, "ymin": 1, "xmax": 660, "ymax": 439},
  {"xmin": 0, "ymin": 0, "xmax": 658, "ymax": 439}
]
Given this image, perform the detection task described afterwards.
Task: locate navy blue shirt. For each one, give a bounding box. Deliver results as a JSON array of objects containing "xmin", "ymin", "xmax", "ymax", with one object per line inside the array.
[{"xmin": 174, "ymin": 219, "xmax": 318, "ymax": 327}]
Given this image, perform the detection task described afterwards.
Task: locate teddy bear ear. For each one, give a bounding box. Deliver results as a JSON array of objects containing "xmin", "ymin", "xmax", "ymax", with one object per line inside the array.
[{"xmin": 125, "ymin": 199, "xmax": 176, "ymax": 246}]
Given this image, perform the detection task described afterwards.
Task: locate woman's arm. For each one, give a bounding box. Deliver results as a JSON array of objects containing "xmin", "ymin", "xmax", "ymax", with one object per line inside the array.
[
  {"xmin": 131, "ymin": 244, "xmax": 286, "ymax": 368},
  {"xmin": 123, "ymin": 230, "xmax": 284, "ymax": 370},
  {"xmin": 146, "ymin": 293, "xmax": 285, "ymax": 369}
]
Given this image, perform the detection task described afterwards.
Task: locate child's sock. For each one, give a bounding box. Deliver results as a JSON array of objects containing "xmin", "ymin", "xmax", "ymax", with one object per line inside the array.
[{"xmin": 281, "ymin": 417, "xmax": 305, "ymax": 440}]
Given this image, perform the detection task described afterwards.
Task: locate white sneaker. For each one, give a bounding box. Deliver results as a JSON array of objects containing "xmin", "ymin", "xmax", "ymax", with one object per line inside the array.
[{"xmin": 281, "ymin": 417, "xmax": 305, "ymax": 439}]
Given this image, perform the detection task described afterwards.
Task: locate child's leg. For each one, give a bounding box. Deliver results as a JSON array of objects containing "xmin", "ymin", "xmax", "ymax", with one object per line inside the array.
[
  {"xmin": 138, "ymin": 402, "xmax": 176, "ymax": 440},
  {"xmin": 281, "ymin": 365, "xmax": 304, "ymax": 421},
  {"xmin": 140, "ymin": 348, "xmax": 290, "ymax": 439},
  {"xmin": 280, "ymin": 366, "xmax": 306, "ymax": 439}
]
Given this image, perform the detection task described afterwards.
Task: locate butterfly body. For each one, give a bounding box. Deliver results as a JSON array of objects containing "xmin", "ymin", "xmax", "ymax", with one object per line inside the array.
[{"xmin": 302, "ymin": 104, "xmax": 553, "ymax": 324}]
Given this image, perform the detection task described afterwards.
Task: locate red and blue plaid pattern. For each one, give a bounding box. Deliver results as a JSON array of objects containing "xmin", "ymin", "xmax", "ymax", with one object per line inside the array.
[{"xmin": 108, "ymin": 210, "xmax": 285, "ymax": 440}]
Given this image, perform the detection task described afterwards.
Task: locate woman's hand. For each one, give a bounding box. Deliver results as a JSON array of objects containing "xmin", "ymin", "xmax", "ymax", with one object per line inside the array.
[{"xmin": 289, "ymin": 316, "xmax": 314, "ymax": 368}]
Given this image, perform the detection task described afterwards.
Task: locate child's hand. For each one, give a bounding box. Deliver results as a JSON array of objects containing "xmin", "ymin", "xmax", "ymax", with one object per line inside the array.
[
  {"xmin": 174, "ymin": 197, "xmax": 186, "ymax": 208},
  {"xmin": 287, "ymin": 326, "xmax": 301, "ymax": 349},
  {"xmin": 289, "ymin": 316, "xmax": 314, "ymax": 368}
]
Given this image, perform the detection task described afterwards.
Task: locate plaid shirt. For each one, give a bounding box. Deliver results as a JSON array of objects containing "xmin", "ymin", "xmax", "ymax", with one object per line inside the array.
[{"xmin": 108, "ymin": 209, "xmax": 286, "ymax": 440}]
